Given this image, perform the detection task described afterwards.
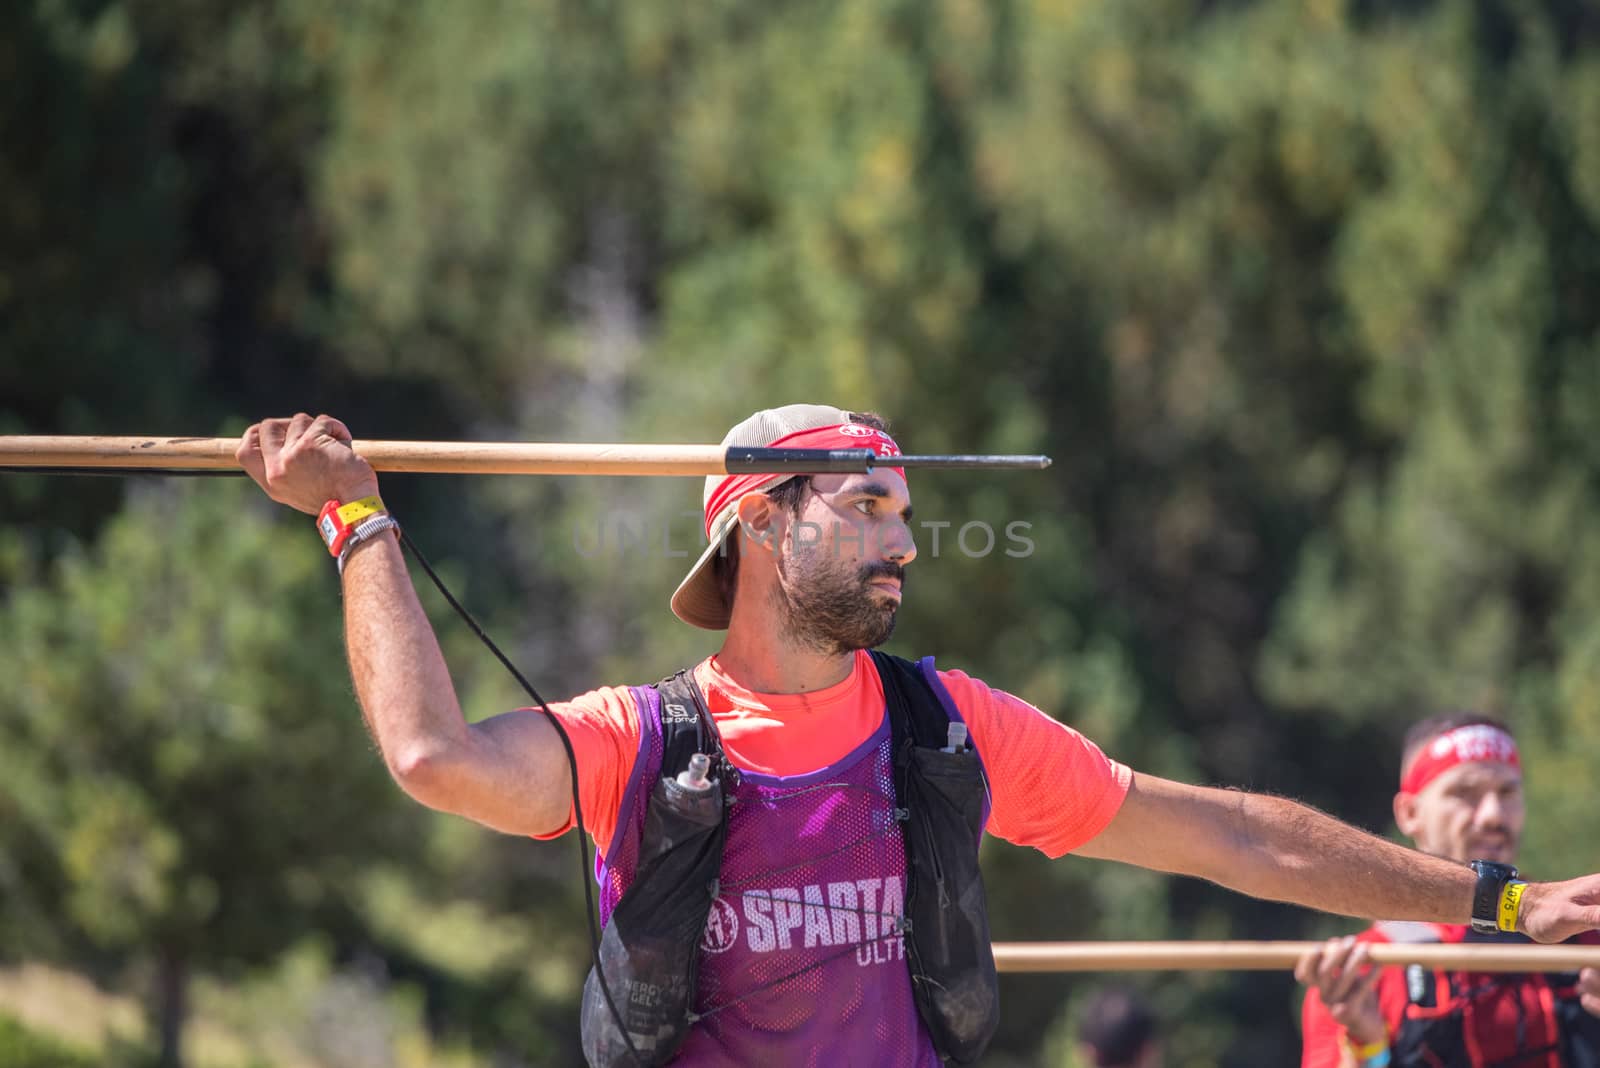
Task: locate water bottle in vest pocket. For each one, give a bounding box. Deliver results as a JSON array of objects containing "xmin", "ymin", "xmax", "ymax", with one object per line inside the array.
[
  {"xmin": 899, "ymin": 739, "xmax": 999, "ymax": 1064},
  {"xmin": 580, "ymin": 769, "xmax": 726, "ymax": 1067}
]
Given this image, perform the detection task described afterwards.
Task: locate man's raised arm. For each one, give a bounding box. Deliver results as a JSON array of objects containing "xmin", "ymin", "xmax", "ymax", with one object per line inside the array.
[
  {"xmin": 237, "ymin": 413, "xmax": 572, "ymax": 837},
  {"xmin": 1075, "ymin": 771, "xmax": 1600, "ymax": 943}
]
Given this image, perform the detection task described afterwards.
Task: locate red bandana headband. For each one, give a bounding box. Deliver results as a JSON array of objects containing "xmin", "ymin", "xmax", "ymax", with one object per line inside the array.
[
  {"xmin": 1399, "ymin": 724, "xmax": 1521, "ymax": 796},
  {"xmin": 702, "ymin": 423, "xmax": 906, "ymax": 538}
]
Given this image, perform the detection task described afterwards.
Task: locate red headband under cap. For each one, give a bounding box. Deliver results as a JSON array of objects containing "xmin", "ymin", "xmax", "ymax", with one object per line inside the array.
[
  {"xmin": 1399, "ymin": 724, "xmax": 1521, "ymax": 796},
  {"xmin": 702, "ymin": 423, "xmax": 906, "ymax": 538}
]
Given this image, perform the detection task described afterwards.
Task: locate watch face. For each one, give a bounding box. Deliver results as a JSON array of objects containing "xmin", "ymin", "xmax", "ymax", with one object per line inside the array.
[{"xmin": 319, "ymin": 514, "xmax": 340, "ymax": 547}]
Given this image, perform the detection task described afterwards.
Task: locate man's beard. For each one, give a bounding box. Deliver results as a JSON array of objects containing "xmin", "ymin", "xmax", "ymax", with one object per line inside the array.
[{"xmin": 772, "ymin": 545, "xmax": 904, "ymax": 655}]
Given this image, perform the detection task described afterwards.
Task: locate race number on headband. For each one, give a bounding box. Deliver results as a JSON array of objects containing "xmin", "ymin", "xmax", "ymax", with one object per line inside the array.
[{"xmin": 1399, "ymin": 724, "xmax": 1521, "ymax": 796}]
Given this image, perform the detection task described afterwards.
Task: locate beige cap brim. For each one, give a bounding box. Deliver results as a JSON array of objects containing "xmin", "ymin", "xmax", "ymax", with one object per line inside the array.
[{"xmin": 669, "ymin": 507, "xmax": 743, "ymax": 630}]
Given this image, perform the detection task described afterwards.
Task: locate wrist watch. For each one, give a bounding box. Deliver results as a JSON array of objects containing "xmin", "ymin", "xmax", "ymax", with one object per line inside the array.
[{"xmin": 1469, "ymin": 860, "xmax": 1519, "ymax": 934}]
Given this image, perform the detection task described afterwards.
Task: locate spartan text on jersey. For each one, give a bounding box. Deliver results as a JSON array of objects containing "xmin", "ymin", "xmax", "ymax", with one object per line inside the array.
[{"xmin": 700, "ymin": 877, "xmax": 906, "ymax": 968}]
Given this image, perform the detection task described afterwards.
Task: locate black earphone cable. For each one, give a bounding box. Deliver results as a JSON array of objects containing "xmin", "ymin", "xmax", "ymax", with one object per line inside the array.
[{"xmin": 396, "ymin": 528, "xmax": 644, "ymax": 1067}]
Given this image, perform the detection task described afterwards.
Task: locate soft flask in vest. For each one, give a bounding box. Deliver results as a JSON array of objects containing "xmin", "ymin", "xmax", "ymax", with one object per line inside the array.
[{"xmin": 580, "ymin": 756, "xmax": 726, "ymax": 1067}]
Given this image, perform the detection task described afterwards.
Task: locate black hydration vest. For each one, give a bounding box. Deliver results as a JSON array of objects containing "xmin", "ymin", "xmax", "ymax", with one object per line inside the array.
[
  {"xmin": 1383, "ymin": 924, "xmax": 1600, "ymax": 1068},
  {"xmin": 580, "ymin": 651, "xmax": 1000, "ymax": 1066}
]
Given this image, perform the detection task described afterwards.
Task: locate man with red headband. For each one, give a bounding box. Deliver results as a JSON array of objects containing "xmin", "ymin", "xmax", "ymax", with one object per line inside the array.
[
  {"xmin": 1298, "ymin": 714, "xmax": 1600, "ymax": 1067},
  {"xmin": 237, "ymin": 406, "xmax": 1600, "ymax": 1068}
]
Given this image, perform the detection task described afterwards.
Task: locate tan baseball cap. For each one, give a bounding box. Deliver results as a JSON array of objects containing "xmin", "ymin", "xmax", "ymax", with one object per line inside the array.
[{"xmin": 670, "ymin": 403, "xmax": 853, "ymax": 629}]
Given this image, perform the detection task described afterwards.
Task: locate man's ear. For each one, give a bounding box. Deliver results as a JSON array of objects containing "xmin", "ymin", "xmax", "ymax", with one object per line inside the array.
[
  {"xmin": 736, "ymin": 493, "xmax": 784, "ymax": 556},
  {"xmin": 1393, "ymin": 791, "xmax": 1420, "ymax": 838}
]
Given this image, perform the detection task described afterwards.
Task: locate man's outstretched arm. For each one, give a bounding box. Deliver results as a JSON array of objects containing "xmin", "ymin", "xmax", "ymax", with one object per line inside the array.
[
  {"xmin": 238, "ymin": 413, "xmax": 573, "ymax": 837},
  {"xmin": 1074, "ymin": 772, "xmax": 1600, "ymax": 944}
]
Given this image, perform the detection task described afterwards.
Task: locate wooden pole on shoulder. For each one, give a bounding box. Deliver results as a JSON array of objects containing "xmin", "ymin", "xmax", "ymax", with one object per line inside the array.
[
  {"xmin": 0, "ymin": 436, "xmax": 1051, "ymax": 476},
  {"xmin": 991, "ymin": 941, "xmax": 1600, "ymax": 973}
]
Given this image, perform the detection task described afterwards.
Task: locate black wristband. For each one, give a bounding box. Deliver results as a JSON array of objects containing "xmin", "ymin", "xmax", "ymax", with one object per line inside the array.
[{"xmin": 1469, "ymin": 860, "xmax": 1518, "ymax": 934}]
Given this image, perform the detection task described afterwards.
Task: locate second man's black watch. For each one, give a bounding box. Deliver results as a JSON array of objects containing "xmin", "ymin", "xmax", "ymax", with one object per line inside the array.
[{"xmin": 1469, "ymin": 859, "xmax": 1520, "ymax": 935}]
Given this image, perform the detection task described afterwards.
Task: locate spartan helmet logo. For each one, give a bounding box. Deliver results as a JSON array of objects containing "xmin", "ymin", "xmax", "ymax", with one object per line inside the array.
[{"xmin": 701, "ymin": 896, "xmax": 739, "ymax": 954}]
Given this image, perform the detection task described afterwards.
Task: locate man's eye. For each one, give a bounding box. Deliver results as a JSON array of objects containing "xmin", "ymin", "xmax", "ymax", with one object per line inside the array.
[{"xmin": 854, "ymin": 501, "xmax": 875, "ymax": 515}]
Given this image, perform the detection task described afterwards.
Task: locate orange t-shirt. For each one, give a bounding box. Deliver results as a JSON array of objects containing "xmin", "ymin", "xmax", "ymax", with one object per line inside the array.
[{"xmin": 532, "ymin": 649, "xmax": 1131, "ymax": 857}]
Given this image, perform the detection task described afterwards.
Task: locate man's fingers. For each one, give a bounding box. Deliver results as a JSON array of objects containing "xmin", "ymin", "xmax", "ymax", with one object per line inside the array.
[
  {"xmin": 1349, "ymin": 959, "xmax": 1384, "ymax": 1001},
  {"xmin": 258, "ymin": 418, "xmax": 289, "ymax": 449},
  {"xmin": 259, "ymin": 421, "xmax": 293, "ymax": 486},
  {"xmin": 236, "ymin": 423, "xmax": 283, "ymax": 501},
  {"xmin": 1580, "ymin": 971, "xmax": 1600, "ymax": 1017},
  {"xmin": 236, "ymin": 424, "xmax": 262, "ymax": 472},
  {"xmin": 1294, "ymin": 949, "xmax": 1323, "ymax": 986},
  {"xmin": 1316, "ymin": 937, "xmax": 1360, "ymax": 1000},
  {"xmin": 258, "ymin": 418, "xmax": 289, "ymax": 473},
  {"xmin": 1578, "ymin": 967, "xmax": 1600, "ymax": 1012},
  {"xmin": 1318, "ymin": 936, "xmax": 1352, "ymax": 981},
  {"xmin": 1326, "ymin": 942, "xmax": 1370, "ymax": 1003},
  {"xmin": 282, "ymin": 412, "xmax": 315, "ymax": 452},
  {"xmin": 1338, "ymin": 943, "xmax": 1378, "ymax": 1002},
  {"xmin": 310, "ymin": 414, "xmax": 354, "ymax": 445}
]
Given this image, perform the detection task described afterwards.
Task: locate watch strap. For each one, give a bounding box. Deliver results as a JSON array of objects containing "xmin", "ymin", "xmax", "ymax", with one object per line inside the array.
[
  {"xmin": 337, "ymin": 513, "xmax": 400, "ymax": 575},
  {"xmin": 1469, "ymin": 860, "xmax": 1519, "ymax": 934}
]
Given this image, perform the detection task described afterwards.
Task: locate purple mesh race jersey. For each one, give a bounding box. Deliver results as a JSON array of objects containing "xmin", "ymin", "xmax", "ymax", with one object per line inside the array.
[{"xmin": 596, "ymin": 674, "xmax": 967, "ymax": 1066}]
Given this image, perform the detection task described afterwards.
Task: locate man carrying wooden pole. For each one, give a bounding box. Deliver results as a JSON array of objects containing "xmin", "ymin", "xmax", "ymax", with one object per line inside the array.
[{"xmin": 228, "ymin": 405, "xmax": 1600, "ymax": 1068}]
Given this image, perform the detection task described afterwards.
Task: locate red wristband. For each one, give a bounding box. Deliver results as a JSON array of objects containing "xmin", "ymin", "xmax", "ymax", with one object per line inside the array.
[{"xmin": 317, "ymin": 495, "xmax": 385, "ymax": 557}]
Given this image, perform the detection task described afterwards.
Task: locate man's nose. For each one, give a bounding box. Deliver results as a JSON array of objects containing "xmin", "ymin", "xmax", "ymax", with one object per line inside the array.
[
  {"xmin": 1476, "ymin": 791, "xmax": 1509, "ymax": 827},
  {"xmin": 882, "ymin": 518, "xmax": 917, "ymax": 565}
]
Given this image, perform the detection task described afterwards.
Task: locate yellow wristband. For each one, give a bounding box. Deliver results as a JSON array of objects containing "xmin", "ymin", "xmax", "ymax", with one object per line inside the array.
[
  {"xmin": 336, "ymin": 495, "xmax": 385, "ymax": 526},
  {"xmin": 1344, "ymin": 1035, "xmax": 1388, "ymax": 1060},
  {"xmin": 1498, "ymin": 879, "xmax": 1528, "ymax": 933}
]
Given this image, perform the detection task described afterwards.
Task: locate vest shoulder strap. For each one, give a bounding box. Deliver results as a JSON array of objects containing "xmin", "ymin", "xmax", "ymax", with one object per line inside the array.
[
  {"xmin": 652, "ymin": 668, "xmax": 724, "ymax": 779},
  {"xmin": 870, "ymin": 651, "xmax": 953, "ymax": 752}
]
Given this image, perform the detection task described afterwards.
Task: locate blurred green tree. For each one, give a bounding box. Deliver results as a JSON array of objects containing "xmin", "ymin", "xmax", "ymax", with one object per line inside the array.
[{"xmin": 0, "ymin": 481, "xmax": 417, "ymax": 1068}]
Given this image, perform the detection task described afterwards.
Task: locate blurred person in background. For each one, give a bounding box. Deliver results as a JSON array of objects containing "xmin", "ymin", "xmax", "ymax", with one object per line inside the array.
[
  {"xmin": 1077, "ymin": 987, "xmax": 1162, "ymax": 1068},
  {"xmin": 1298, "ymin": 714, "xmax": 1600, "ymax": 1068}
]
